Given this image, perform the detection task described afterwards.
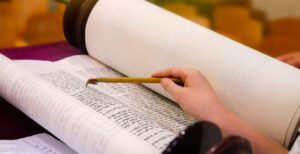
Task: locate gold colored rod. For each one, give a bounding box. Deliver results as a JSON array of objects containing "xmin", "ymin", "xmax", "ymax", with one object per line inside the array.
[{"xmin": 86, "ymin": 77, "xmax": 183, "ymax": 87}]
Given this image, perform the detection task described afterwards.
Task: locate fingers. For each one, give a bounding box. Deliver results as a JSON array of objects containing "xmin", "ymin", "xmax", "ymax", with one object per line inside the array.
[
  {"xmin": 277, "ymin": 52, "xmax": 300, "ymax": 68},
  {"xmin": 286, "ymin": 59, "xmax": 300, "ymax": 68},
  {"xmin": 277, "ymin": 52, "xmax": 300, "ymax": 62},
  {"xmin": 152, "ymin": 67, "xmax": 209, "ymax": 88},
  {"xmin": 160, "ymin": 78, "xmax": 183, "ymax": 97},
  {"xmin": 277, "ymin": 55, "xmax": 290, "ymax": 62},
  {"xmin": 277, "ymin": 54, "xmax": 294, "ymax": 62},
  {"xmin": 152, "ymin": 67, "xmax": 191, "ymax": 82}
]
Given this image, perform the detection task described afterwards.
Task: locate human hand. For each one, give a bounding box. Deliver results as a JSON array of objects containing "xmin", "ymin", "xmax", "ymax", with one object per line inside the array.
[
  {"xmin": 277, "ymin": 52, "xmax": 300, "ymax": 68},
  {"xmin": 153, "ymin": 68, "xmax": 288, "ymax": 154},
  {"xmin": 152, "ymin": 68, "xmax": 228, "ymax": 122}
]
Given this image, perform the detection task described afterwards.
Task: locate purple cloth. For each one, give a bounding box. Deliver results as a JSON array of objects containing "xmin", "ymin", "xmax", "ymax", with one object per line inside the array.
[
  {"xmin": 1, "ymin": 42, "xmax": 82, "ymax": 61},
  {"xmin": 0, "ymin": 42, "xmax": 82, "ymax": 139}
]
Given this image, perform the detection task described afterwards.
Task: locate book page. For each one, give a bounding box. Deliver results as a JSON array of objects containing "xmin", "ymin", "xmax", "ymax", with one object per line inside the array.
[
  {"xmin": 12, "ymin": 55, "xmax": 195, "ymax": 152},
  {"xmin": 0, "ymin": 133, "xmax": 76, "ymax": 154},
  {"xmin": 54, "ymin": 55, "xmax": 195, "ymax": 132},
  {"xmin": 0, "ymin": 54, "xmax": 159, "ymax": 154},
  {"xmin": 85, "ymin": 0, "xmax": 300, "ymax": 146},
  {"xmin": 15, "ymin": 55, "xmax": 195, "ymax": 151}
]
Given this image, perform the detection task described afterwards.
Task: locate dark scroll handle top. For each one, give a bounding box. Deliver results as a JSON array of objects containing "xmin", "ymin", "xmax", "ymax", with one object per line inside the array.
[{"xmin": 63, "ymin": 0, "xmax": 99, "ymax": 53}]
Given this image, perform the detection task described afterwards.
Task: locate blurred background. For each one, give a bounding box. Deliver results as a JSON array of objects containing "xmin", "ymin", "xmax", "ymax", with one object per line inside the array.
[
  {"xmin": 0, "ymin": 0, "xmax": 299, "ymax": 57},
  {"xmin": 0, "ymin": 0, "xmax": 65, "ymax": 48}
]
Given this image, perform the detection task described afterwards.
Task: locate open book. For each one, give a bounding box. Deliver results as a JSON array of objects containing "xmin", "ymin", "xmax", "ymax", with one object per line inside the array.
[
  {"xmin": 0, "ymin": 54, "xmax": 195, "ymax": 154},
  {"xmin": 1, "ymin": 0, "xmax": 300, "ymax": 153}
]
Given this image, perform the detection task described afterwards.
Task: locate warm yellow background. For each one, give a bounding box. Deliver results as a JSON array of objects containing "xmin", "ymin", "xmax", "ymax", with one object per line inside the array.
[
  {"xmin": 1, "ymin": 0, "xmax": 300, "ymax": 57},
  {"xmin": 0, "ymin": 0, "xmax": 65, "ymax": 48}
]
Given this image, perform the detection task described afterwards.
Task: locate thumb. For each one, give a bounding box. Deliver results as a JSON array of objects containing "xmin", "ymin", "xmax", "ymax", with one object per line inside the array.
[{"xmin": 161, "ymin": 78, "xmax": 182, "ymax": 96}]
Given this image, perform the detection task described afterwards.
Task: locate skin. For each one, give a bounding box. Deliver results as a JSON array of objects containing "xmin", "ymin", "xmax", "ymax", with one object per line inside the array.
[
  {"xmin": 277, "ymin": 52, "xmax": 300, "ymax": 68},
  {"xmin": 152, "ymin": 67, "xmax": 288, "ymax": 154}
]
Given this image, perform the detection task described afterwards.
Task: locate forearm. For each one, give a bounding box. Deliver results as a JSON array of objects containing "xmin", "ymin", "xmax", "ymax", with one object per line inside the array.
[{"xmin": 209, "ymin": 107, "xmax": 288, "ymax": 154}]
